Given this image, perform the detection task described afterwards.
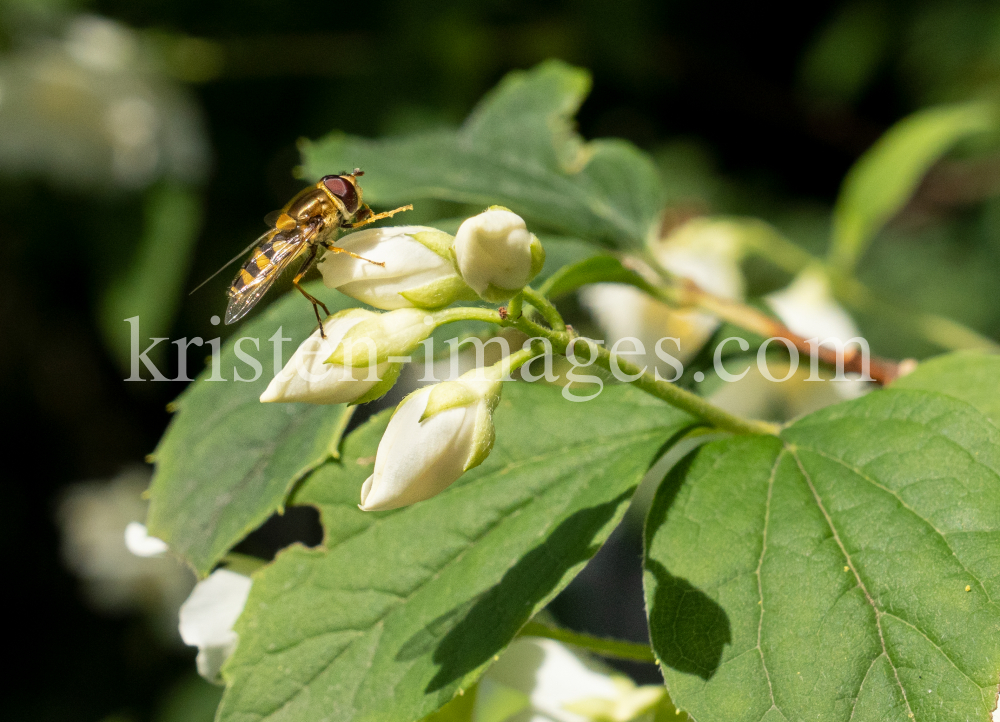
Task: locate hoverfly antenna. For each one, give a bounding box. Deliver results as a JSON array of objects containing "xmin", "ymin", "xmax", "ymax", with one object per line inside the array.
[{"xmin": 353, "ymin": 168, "xmax": 364, "ymax": 176}]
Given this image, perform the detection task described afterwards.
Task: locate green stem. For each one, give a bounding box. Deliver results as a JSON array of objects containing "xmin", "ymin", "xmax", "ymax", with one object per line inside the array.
[
  {"xmin": 521, "ymin": 286, "xmax": 566, "ymax": 331},
  {"xmin": 519, "ymin": 621, "xmax": 657, "ymax": 663},
  {"xmin": 434, "ymin": 306, "xmax": 778, "ymax": 435},
  {"xmin": 431, "ymin": 307, "xmax": 505, "ymax": 325},
  {"xmin": 510, "ymin": 318, "xmax": 780, "ymax": 436}
]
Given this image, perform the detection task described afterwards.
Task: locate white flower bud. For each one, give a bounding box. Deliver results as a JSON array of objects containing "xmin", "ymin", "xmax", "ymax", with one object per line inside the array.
[
  {"xmin": 178, "ymin": 569, "xmax": 252, "ymax": 683},
  {"xmin": 453, "ymin": 208, "xmax": 545, "ymax": 302},
  {"xmin": 261, "ymin": 309, "xmax": 401, "ymax": 405},
  {"xmin": 318, "ymin": 226, "xmax": 477, "ymax": 310},
  {"xmin": 359, "ymin": 372, "xmax": 502, "ymax": 511},
  {"xmin": 327, "ymin": 308, "xmax": 435, "ymax": 369}
]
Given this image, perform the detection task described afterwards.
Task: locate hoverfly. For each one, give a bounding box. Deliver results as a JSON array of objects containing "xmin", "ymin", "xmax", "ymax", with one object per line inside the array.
[{"xmin": 194, "ymin": 170, "xmax": 411, "ymax": 337}]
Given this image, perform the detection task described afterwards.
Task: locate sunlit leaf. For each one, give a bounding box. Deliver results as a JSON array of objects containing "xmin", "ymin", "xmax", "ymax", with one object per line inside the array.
[
  {"xmin": 301, "ymin": 60, "xmax": 666, "ymax": 250},
  {"xmin": 645, "ymin": 386, "xmax": 1000, "ymax": 721},
  {"xmin": 218, "ymin": 384, "xmax": 695, "ymax": 722},
  {"xmin": 146, "ymin": 283, "xmax": 356, "ymax": 576}
]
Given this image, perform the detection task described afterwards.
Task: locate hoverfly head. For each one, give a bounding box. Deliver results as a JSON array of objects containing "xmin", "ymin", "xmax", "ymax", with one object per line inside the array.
[{"xmin": 321, "ymin": 174, "xmax": 361, "ymax": 215}]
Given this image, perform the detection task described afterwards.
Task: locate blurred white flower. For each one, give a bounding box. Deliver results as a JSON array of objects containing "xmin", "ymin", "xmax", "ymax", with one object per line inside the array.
[
  {"xmin": 178, "ymin": 569, "xmax": 253, "ymax": 683},
  {"xmin": 454, "ymin": 208, "xmax": 545, "ymax": 302},
  {"xmin": 360, "ymin": 372, "xmax": 501, "ymax": 511},
  {"xmin": 319, "ymin": 226, "xmax": 475, "ymax": 310},
  {"xmin": 0, "ymin": 14, "xmax": 208, "ymax": 190},
  {"xmin": 582, "ymin": 218, "xmax": 746, "ymax": 376},
  {"xmin": 57, "ymin": 467, "xmax": 193, "ymax": 638},
  {"xmin": 473, "ymin": 637, "xmax": 664, "ymax": 722},
  {"xmin": 765, "ymin": 267, "xmax": 859, "ymax": 348},
  {"xmin": 124, "ymin": 521, "xmax": 168, "ymax": 558},
  {"xmin": 260, "ymin": 308, "xmax": 401, "ymax": 405}
]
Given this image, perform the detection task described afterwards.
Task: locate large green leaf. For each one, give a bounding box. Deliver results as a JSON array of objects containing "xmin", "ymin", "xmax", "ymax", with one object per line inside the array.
[
  {"xmin": 301, "ymin": 60, "xmax": 666, "ymax": 249},
  {"xmin": 218, "ymin": 383, "xmax": 695, "ymax": 722},
  {"xmin": 829, "ymin": 101, "xmax": 996, "ymax": 272},
  {"xmin": 644, "ymin": 387, "xmax": 1000, "ymax": 721},
  {"xmin": 146, "ymin": 284, "xmax": 356, "ymax": 576},
  {"xmin": 892, "ymin": 351, "xmax": 1000, "ymax": 425}
]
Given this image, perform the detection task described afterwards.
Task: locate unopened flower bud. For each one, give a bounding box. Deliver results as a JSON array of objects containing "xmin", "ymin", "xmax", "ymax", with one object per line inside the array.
[
  {"xmin": 178, "ymin": 569, "xmax": 252, "ymax": 683},
  {"xmin": 359, "ymin": 371, "xmax": 502, "ymax": 511},
  {"xmin": 261, "ymin": 309, "xmax": 401, "ymax": 405},
  {"xmin": 327, "ymin": 308, "xmax": 435, "ymax": 369},
  {"xmin": 319, "ymin": 226, "xmax": 477, "ymax": 310},
  {"xmin": 453, "ymin": 208, "xmax": 545, "ymax": 302}
]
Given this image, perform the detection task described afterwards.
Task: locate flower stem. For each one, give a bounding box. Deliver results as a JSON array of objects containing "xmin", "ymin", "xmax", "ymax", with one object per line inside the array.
[
  {"xmin": 521, "ymin": 286, "xmax": 566, "ymax": 331},
  {"xmin": 509, "ymin": 318, "xmax": 780, "ymax": 436},
  {"xmin": 518, "ymin": 621, "xmax": 657, "ymax": 663}
]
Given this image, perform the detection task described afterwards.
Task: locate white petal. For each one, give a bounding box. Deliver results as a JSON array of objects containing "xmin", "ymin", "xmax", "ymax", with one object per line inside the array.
[
  {"xmin": 319, "ymin": 226, "xmax": 456, "ymax": 309},
  {"xmin": 359, "ymin": 387, "xmax": 478, "ymax": 511},
  {"xmin": 260, "ymin": 309, "xmax": 387, "ymax": 404},
  {"xmin": 178, "ymin": 569, "xmax": 252, "ymax": 649},
  {"xmin": 123, "ymin": 521, "xmax": 168, "ymax": 558},
  {"xmin": 454, "ymin": 210, "xmax": 533, "ymax": 294}
]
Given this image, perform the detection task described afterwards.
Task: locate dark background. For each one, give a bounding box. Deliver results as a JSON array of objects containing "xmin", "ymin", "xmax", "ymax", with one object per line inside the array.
[{"xmin": 3, "ymin": 0, "xmax": 998, "ymax": 719}]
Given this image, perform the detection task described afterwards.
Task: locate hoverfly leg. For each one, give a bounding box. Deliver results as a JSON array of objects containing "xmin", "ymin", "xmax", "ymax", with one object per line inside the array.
[
  {"xmin": 342, "ymin": 204, "xmax": 413, "ymax": 230},
  {"xmin": 321, "ymin": 242, "xmax": 386, "ymax": 268},
  {"xmin": 292, "ymin": 245, "xmax": 332, "ymax": 339}
]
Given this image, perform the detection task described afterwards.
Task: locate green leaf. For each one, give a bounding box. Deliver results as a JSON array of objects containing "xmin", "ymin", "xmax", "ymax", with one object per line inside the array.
[
  {"xmin": 644, "ymin": 387, "xmax": 1000, "ymax": 721},
  {"xmin": 100, "ymin": 181, "xmax": 204, "ymax": 370},
  {"xmin": 539, "ymin": 254, "xmax": 660, "ymax": 299},
  {"xmin": 146, "ymin": 283, "xmax": 356, "ymax": 576},
  {"xmin": 301, "ymin": 60, "xmax": 666, "ymax": 249},
  {"xmin": 218, "ymin": 383, "xmax": 695, "ymax": 722},
  {"xmin": 829, "ymin": 101, "xmax": 997, "ymax": 272},
  {"xmin": 891, "ymin": 351, "xmax": 1000, "ymax": 425}
]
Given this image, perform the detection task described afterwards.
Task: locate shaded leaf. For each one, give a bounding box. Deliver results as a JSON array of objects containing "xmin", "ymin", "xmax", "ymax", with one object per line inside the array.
[
  {"xmin": 218, "ymin": 384, "xmax": 695, "ymax": 722},
  {"xmin": 829, "ymin": 101, "xmax": 997, "ymax": 271},
  {"xmin": 301, "ymin": 60, "xmax": 666, "ymax": 249},
  {"xmin": 146, "ymin": 283, "xmax": 356, "ymax": 576},
  {"xmin": 645, "ymin": 387, "xmax": 1000, "ymax": 721}
]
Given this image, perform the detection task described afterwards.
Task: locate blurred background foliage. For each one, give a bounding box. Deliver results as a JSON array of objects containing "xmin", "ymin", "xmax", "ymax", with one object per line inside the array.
[{"xmin": 6, "ymin": 0, "xmax": 1000, "ymax": 719}]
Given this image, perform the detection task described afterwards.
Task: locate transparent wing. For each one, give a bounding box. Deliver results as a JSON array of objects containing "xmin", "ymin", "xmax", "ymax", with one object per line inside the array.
[{"xmin": 224, "ymin": 230, "xmax": 309, "ymax": 324}]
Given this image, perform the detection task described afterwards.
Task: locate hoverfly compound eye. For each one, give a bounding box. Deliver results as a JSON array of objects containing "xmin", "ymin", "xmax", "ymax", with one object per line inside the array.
[{"xmin": 322, "ymin": 175, "xmax": 359, "ymax": 214}]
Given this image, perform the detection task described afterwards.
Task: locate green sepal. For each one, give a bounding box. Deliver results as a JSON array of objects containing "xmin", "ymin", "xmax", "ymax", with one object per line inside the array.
[
  {"xmin": 327, "ymin": 308, "xmax": 433, "ymax": 367},
  {"xmin": 420, "ymin": 382, "xmax": 482, "ymax": 422},
  {"xmin": 479, "ymin": 282, "xmax": 524, "ymax": 303},
  {"xmin": 463, "ymin": 398, "xmax": 496, "ymax": 472},
  {"xmin": 399, "ymin": 274, "xmax": 479, "ymax": 309},
  {"xmin": 350, "ymin": 362, "xmax": 403, "ymax": 405},
  {"xmin": 408, "ymin": 229, "xmax": 456, "ymax": 260},
  {"xmin": 528, "ymin": 232, "xmax": 545, "ymax": 278}
]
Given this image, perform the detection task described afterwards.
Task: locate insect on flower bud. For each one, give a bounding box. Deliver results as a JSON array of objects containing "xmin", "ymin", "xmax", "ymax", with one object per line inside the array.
[
  {"xmin": 453, "ymin": 207, "xmax": 545, "ymax": 302},
  {"xmin": 326, "ymin": 307, "xmax": 436, "ymax": 369},
  {"xmin": 358, "ymin": 371, "xmax": 503, "ymax": 511},
  {"xmin": 318, "ymin": 226, "xmax": 478, "ymax": 310},
  {"xmin": 260, "ymin": 308, "xmax": 402, "ymax": 405}
]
